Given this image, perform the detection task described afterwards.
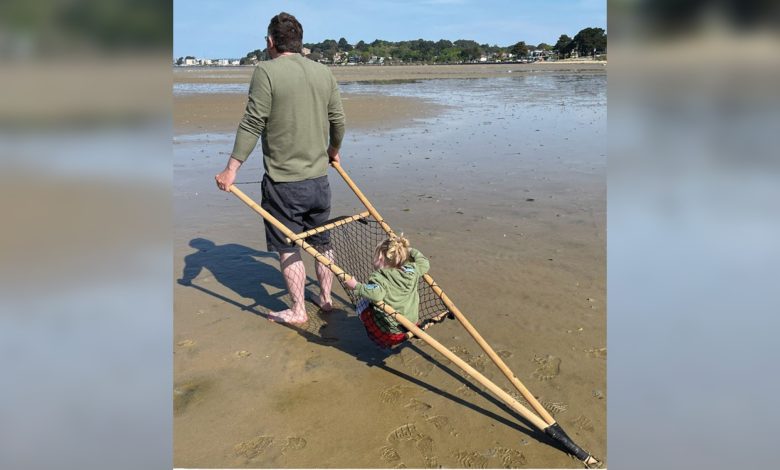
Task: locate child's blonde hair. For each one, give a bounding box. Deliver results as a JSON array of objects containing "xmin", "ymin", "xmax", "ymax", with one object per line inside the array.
[{"xmin": 374, "ymin": 234, "xmax": 411, "ymax": 269}]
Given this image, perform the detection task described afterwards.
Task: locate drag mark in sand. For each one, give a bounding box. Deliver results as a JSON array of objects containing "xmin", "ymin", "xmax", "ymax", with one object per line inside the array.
[
  {"xmin": 173, "ymin": 378, "xmax": 211, "ymax": 415},
  {"xmin": 404, "ymin": 398, "xmax": 432, "ymax": 413}
]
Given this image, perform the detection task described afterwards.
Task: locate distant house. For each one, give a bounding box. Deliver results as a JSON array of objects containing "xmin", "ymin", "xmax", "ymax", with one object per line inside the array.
[
  {"xmin": 217, "ymin": 59, "xmax": 229, "ymax": 66},
  {"xmin": 302, "ymin": 47, "xmax": 311, "ymax": 56},
  {"xmin": 333, "ymin": 52, "xmax": 348, "ymax": 65},
  {"xmin": 184, "ymin": 58, "xmax": 197, "ymax": 66},
  {"xmin": 230, "ymin": 60, "xmax": 241, "ymax": 65}
]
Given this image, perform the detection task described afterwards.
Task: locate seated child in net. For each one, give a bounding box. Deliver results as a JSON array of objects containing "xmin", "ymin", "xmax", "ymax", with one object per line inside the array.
[{"xmin": 345, "ymin": 234, "xmax": 430, "ymax": 348}]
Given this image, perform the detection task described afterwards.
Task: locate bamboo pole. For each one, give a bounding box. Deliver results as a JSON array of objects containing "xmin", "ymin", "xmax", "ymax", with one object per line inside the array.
[
  {"xmin": 331, "ymin": 162, "xmax": 555, "ymax": 425},
  {"xmin": 331, "ymin": 162, "xmax": 395, "ymax": 235},
  {"xmin": 286, "ymin": 211, "xmax": 371, "ymax": 244}
]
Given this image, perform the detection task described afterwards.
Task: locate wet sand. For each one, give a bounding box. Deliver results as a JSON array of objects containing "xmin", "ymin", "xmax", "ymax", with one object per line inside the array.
[
  {"xmin": 174, "ymin": 65, "xmax": 606, "ymax": 468},
  {"xmin": 174, "ymin": 92, "xmax": 447, "ymax": 135},
  {"xmin": 173, "ymin": 61, "xmax": 607, "ymax": 84}
]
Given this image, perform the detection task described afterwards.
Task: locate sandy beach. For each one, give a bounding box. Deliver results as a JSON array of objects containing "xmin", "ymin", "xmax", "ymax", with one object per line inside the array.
[{"xmin": 174, "ymin": 63, "xmax": 606, "ymax": 468}]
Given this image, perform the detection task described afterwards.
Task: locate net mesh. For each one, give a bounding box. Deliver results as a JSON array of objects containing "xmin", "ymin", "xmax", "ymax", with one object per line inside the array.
[{"xmin": 310, "ymin": 216, "xmax": 449, "ymax": 324}]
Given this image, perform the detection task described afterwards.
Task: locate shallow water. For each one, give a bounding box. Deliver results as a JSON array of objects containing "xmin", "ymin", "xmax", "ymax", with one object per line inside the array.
[{"xmin": 174, "ymin": 72, "xmax": 606, "ymax": 468}]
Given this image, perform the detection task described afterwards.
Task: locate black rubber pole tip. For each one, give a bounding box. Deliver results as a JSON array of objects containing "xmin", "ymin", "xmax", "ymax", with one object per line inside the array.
[{"xmin": 544, "ymin": 423, "xmax": 590, "ymax": 461}]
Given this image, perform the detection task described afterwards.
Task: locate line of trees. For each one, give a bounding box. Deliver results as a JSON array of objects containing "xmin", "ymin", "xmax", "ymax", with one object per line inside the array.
[{"xmin": 240, "ymin": 27, "xmax": 605, "ymax": 65}]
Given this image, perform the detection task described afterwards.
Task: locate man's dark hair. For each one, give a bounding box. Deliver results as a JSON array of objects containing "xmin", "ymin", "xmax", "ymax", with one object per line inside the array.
[{"xmin": 268, "ymin": 12, "xmax": 303, "ymax": 53}]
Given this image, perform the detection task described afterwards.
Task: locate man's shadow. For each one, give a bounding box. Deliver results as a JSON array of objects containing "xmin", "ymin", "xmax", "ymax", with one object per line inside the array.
[
  {"xmin": 177, "ymin": 237, "xmax": 556, "ymax": 446},
  {"xmin": 177, "ymin": 237, "xmax": 385, "ymax": 362}
]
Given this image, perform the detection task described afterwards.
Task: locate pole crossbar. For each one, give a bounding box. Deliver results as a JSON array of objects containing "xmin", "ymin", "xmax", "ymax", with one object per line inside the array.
[
  {"xmin": 285, "ymin": 211, "xmax": 371, "ymax": 244},
  {"xmin": 227, "ymin": 164, "xmax": 601, "ymax": 468}
]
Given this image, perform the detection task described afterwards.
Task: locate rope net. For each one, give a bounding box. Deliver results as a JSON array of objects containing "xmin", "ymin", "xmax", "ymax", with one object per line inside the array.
[{"xmin": 309, "ymin": 217, "xmax": 450, "ymax": 325}]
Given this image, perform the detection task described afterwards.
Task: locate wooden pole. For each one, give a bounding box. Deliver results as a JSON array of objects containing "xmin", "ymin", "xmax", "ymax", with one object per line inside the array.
[
  {"xmin": 331, "ymin": 162, "xmax": 395, "ymax": 235},
  {"xmin": 330, "ymin": 162, "xmax": 555, "ymax": 425},
  {"xmin": 286, "ymin": 211, "xmax": 370, "ymax": 244}
]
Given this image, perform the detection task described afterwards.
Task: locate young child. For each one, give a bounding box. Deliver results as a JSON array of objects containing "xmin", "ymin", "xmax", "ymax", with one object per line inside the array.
[{"xmin": 345, "ymin": 234, "xmax": 430, "ymax": 348}]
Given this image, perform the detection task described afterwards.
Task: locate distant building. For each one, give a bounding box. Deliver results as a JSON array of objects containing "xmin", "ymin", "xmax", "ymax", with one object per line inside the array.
[
  {"xmin": 302, "ymin": 47, "xmax": 311, "ymax": 56},
  {"xmin": 184, "ymin": 58, "xmax": 197, "ymax": 66}
]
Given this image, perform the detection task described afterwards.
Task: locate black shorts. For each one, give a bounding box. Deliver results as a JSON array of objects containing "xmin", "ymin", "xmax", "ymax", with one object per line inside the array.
[{"xmin": 260, "ymin": 173, "xmax": 331, "ymax": 253}]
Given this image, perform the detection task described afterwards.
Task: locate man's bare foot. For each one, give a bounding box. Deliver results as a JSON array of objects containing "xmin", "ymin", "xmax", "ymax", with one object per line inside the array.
[
  {"xmin": 268, "ymin": 309, "xmax": 308, "ymax": 324},
  {"xmin": 316, "ymin": 295, "xmax": 333, "ymax": 312}
]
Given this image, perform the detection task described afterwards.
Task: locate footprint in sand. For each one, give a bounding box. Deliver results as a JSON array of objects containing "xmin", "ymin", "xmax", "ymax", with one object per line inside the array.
[
  {"xmin": 585, "ymin": 347, "xmax": 607, "ymax": 359},
  {"xmin": 404, "ymin": 398, "xmax": 432, "ymax": 414},
  {"xmin": 395, "ymin": 463, "xmax": 407, "ymax": 469},
  {"xmin": 380, "ymin": 385, "xmax": 418, "ymax": 405},
  {"xmin": 532, "ymin": 355, "xmax": 561, "ymax": 381},
  {"xmin": 387, "ymin": 423, "xmax": 421, "ymax": 443},
  {"xmin": 468, "ymin": 354, "xmax": 489, "ymax": 373},
  {"xmin": 508, "ymin": 391, "xmax": 531, "ymax": 408},
  {"xmin": 449, "ymin": 346, "xmax": 473, "ymax": 361},
  {"xmin": 490, "ymin": 446, "xmax": 527, "ymax": 468},
  {"xmin": 280, "ymin": 436, "xmax": 307, "ymax": 454},
  {"xmin": 540, "ymin": 399, "xmax": 569, "ymax": 416},
  {"xmin": 233, "ymin": 436, "xmax": 274, "ymax": 459},
  {"xmin": 572, "ymin": 414, "xmax": 595, "ymax": 432},
  {"xmin": 177, "ymin": 339, "xmax": 195, "ymax": 348},
  {"xmin": 452, "ymin": 450, "xmax": 489, "ymax": 469},
  {"xmin": 415, "ymin": 434, "xmax": 435, "ymax": 457},
  {"xmin": 234, "ymin": 350, "xmax": 251, "ymax": 358},
  {"xmin": 496, "ymin": 350, "xmax": 513, "ymax": 359},
  {"xmin": 409, "ymin": 359, "xmax": 434, "ymax": 377},
  {"xmin": 424, "ymin": 455, "xmax": 441, "ymax": 468},
  {"xmin": 380, "ymin": 446, "xmax": 401, "ymax": 463},
  {"xmin": 425, "ymin": 415, "xmax": 459, "ymax": 437},
  {"xmin": 455, "ymin": 383, "xmax": 477, "ymax": 398}
]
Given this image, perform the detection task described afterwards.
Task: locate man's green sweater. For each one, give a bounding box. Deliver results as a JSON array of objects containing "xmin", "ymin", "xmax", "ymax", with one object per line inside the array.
[
  {"xmin": 354, "ymin": 248, "xmax": 431, "ymax": 333},
  {"xmin": 230, "ymin": 54, "xmax": 345, "ymax": 182}
]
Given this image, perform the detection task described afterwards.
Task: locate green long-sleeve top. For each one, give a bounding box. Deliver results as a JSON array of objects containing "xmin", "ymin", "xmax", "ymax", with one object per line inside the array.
[
  {"xmin": 230, "ymin": 54, "xmax": 345, "ymax": 182},
  {"xmin": 353, "ymin": 248, "xmax": 431, "ymax": 333}
]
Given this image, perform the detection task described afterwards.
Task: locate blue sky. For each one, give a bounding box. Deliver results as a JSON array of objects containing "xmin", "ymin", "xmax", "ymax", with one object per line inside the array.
[{"xmin": 174, "ymin": 0, "xmax": 605, "ymax": 58}]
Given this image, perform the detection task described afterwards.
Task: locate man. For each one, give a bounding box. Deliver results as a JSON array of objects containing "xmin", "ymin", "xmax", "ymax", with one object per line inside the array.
[{"xmin": 215, "ymin": 12, "xmax": 345, "ymax": 324}]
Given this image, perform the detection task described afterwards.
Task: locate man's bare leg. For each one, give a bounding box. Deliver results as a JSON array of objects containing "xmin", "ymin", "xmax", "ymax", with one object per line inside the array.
[
  {"xmin": 315, "ymin": 247, "xmax": 334, "ymax": 311},
  {"xmin": 268, "ymin": 251, "xmax": 308, "ymax": 323}
]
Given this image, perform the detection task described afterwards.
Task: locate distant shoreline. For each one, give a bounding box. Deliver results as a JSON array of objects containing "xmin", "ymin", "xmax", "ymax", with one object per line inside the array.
[{"xmin": 174, "ymin": 61, "xmax": 606, "ymax": 85}]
